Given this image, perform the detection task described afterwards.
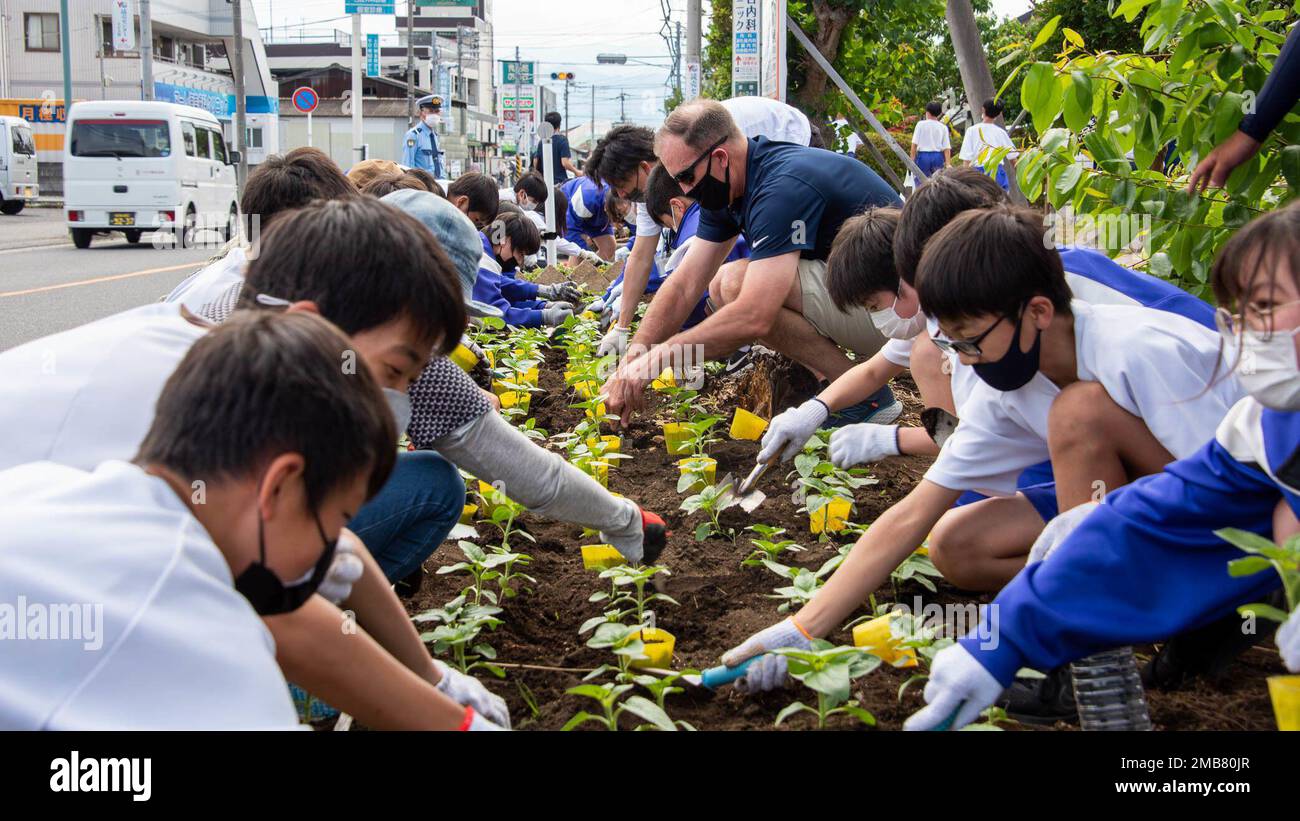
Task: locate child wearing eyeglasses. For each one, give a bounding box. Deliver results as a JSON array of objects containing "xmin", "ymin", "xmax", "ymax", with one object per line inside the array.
[{"xmin": 718, "ymin": 203, "xmax": 1242, "ymax": 706}]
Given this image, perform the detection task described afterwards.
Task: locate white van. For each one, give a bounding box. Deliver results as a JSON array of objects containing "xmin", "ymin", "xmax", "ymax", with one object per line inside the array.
[
  {"xmin": 0, "ymin": 115, "xmax": 38, "ymax": 215},
  {"xmin": 64, "ymin": 101, "xmax": 239, "ymax": 249}
]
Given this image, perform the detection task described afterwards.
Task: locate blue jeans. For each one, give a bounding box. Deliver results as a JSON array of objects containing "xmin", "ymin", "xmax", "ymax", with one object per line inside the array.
[{"xmin": 349, "ymin": 450, "xmax": 465, "ymax": 583}]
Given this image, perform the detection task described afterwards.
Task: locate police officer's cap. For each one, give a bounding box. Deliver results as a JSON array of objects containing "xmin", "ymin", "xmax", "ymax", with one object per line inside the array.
[{"xmin": 417, "ymin": 94, "xmax": 444, "ymax": 110}]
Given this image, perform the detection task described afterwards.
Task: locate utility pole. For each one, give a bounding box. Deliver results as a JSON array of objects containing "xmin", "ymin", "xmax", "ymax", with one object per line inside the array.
[
  {"xmin": 563, "ymin": 78, "xmax": 570, "ymax": 138},
  {"xmin": 406, "ymin": 0, "xmax": 414, "ymax": 126},
  {"xmin": 351, "ymin": 12, "xmax": 363, "ymax": 164},
  {"xmin": 455, "ymin": 28, "xmax": 463, "ymax": 137},
  {"xmin": 1, "ymin": 0, "xmax": 12, "ymax": 99},
  {"xmin": 514, "ymin": 45, "xmax": 521, "ymax": 173},
  {"xmin": 675, "ymin": 21, "xmax": 683, "ymax": 98},
  {"xmin": 590, "ymin": 83, "xmax": 595, "ymax": 153},
  {"xmin": 140, "ymin": 0, "xmax": 154, "ymax": 99},
  {"xmin": 686, "ymin": 0, "xmax": 701, "ymax": 99},
  {"xmin": 231, "ymin": 0, "xmax": 247, "ymax": 191},
  {"xmin": 619, "ymin": 91, "xmax": 626, "ymax": 124},
  {"xmin": 58, "ymin": 0, "xmax": 71, "ymax": 108}
]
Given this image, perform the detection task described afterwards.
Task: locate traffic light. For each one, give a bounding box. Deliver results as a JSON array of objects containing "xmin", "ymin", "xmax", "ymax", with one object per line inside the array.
[{"xmin": 550, "ymin": 72, "xmax": 575, "ymax": 81}]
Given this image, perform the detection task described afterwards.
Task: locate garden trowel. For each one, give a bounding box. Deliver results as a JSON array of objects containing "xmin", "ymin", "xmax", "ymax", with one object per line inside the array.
[
  {"xmin": 729, "ymin": 456, "xmax": 774, "ymax": 513},
  {"xmin": 637, "ymin": 656, "xmax": 759, "ymax": 690}
]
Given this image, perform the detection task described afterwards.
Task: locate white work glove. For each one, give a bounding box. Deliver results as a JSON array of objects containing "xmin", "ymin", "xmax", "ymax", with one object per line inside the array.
[
  {"xmin": 903, "ymin": 643, "xmax": 1004, "ymax": 731},
  {"xmin": 539, "ymin": 281, "xmax": 582, "ymax": 303},
  {"xmin": 1278, "ymin": 608, "xmax": 1300, "ymax": 673},
  {"xmin": 1027, "ymin": 501, "xmax": 1100, "ymax": 564},
  {"xmin": 540, "ymin": 304, "xmax": 574, "ymax": 326},
  {"xmin": 316, "ymin": 529, "xmax": 365, "ymax": 604},
  {"xmin": 721, "ymin": 618, "xmax": 813, "ymax": 693},
  {"xmin": 465, "ymin": 709, "xmax": 508, "ymax": 731},
  {"xmin": 828, "ymin": 423, "xmax": 900, "ymax": 469},
  {"xmin": 758, "ymin": 399, "xmax": 829, "ymax": 464},
  {"xmin": 586, "ymin": 297, "xmax": 606, "ymax": 314},
  {"xmin": 435, "ymin": 660, "xmax": 512, "ymax": 729},
  {"xmin": 580, "ymin": 249, "xmax": 606, "ymax": 264},
  {"xmin": 597, "ymin": 325, "xmax": 630, "ymax": 358},
  {"xmin": 614, "ymin": 246, "xmax": 632, "ymax": 262}
]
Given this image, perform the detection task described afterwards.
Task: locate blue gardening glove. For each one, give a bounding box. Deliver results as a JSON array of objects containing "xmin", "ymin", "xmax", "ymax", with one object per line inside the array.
[{"xmin": 903, "ymin": 644, "xmax": 1004, "ymax": 731}]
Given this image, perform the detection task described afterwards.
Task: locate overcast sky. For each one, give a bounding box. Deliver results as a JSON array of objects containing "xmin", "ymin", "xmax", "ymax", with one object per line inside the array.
[{"xmin": 251, "ymin": 1, "xmax": 1034, "ymax": 126}]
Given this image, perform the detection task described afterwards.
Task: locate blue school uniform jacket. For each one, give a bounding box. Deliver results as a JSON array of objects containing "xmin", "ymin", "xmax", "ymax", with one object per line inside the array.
[{"xmin": 961, "ymin": 397, "xmax": 1300, "ymax": 685}]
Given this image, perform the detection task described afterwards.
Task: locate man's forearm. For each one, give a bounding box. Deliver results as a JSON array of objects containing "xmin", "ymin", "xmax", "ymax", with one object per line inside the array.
[
  {"xmin": 617, "ymin": 235, "xmax": 658, "ymax": 328},
  {"xmin": 265, "ymin": 596, "xmax": 465, "ymax": 730},
  {"xmin": 797, "ymin": 481, "xmax": 960, "ymax": 636},
  {"xmin": 646, "ymin": 298, "xmax": 777, "ymax": 365}
]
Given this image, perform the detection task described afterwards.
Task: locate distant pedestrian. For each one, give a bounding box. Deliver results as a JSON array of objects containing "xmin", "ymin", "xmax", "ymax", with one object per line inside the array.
[{"xmin": 910, "ymin": 101, "xmax": 952, "ymax": 179}]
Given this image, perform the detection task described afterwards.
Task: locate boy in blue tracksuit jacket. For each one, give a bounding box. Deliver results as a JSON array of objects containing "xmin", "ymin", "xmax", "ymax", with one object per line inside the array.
[
  {"xmin": 905, "ymin": 200, "xmax": 1300, "ymax": 731},
  {"xmin": 472, "ymin": 213, "xmax": 574, "ymax": 328},
  {"xmin": 561, "ymin": 176, "xmax": 615, "ymax": 253}
]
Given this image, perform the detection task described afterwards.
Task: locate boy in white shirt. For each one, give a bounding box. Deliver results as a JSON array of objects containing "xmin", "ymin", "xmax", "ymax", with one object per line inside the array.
[
  {"xmin": 0, "ymin": 312, "xmax": 501, "ymax": 729},
  {"xmin": 720, "ymin": 204, "xmax": 1242, "ymax": 694},
  {"xmin": 958, "ymin": 98, "xmax": 1017, "ymax": 190},
  {"xmin": 910, "ymin": 101, "xmax": 952, "ymax": 179}
]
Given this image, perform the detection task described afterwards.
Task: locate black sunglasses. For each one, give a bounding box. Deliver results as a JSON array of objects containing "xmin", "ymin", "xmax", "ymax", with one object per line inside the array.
[
  {"xmin": 671, "ymin": 136, "xmax": 727, "ymax": 186},
  {"xmin": 932, "ymin": 307, "xmax": 1021, "ymax": 357}
]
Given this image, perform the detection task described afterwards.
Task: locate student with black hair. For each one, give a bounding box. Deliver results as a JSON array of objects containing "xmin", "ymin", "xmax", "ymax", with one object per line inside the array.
[
  {"xmin": 513, "ymin": 172, "xmax": 601, "ymax": 263},
  {"xmin": 531, "ymin": 111, "xmax": 580, "ymax": 181},
  {"xmin": 559, "ymin": 173, "xmax": 618, "ymax": 261},
  {"xmin": 0, "ymin": 196, "xmax": 511, "ymax": 731},
  {"xmin": 0, "ymin": 312, "xmax": 499, "ymax": 729},
  {"xmin": 958, "ymin": 98, "xmax": 1016, "ymax": 190},
  {"xmin": 473, "ymin": 211, "xmax": 573, "ymax": 327},
  {"xmin": 907, "ymin": 201, "xmax": 1300, "ymax": 731},
  {"xmin": 910, "ymin": 101, "xmax": 951, "ymax": 178},
  {"xmin": 447, "ymin": 171, "xmax": 500, "ymax": 229},
  {"xmin": 720, "ymin": 205, "xmax": 1242, "ymax": 701}
]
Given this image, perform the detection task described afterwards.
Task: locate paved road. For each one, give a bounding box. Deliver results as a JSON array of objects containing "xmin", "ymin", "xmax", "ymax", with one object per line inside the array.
[{"xmin": 0, "ymin": 208, "xmax": 217, "ymax": 350}]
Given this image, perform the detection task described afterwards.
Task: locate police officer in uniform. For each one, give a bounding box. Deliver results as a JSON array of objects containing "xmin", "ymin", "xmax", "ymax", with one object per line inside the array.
[{"xmin": 402, "ymin": 95, "xmax": 445, "ymax": 178}]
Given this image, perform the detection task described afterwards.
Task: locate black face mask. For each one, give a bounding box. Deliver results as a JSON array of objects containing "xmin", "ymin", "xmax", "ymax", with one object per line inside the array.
[
  {"xmin": 973, "ymin": 310, "xmax": 1043, "ymax": 392},
  {"xmin": 235, "ymin": 513, "xmax": 337, "ymax": 616},
  {"xmin": 692, "ymin": 153, "xmax": 732, "ymax": 211},
  {"xmin": 497, "ymin": 255, "xmax": 518, "ymax": 273}
]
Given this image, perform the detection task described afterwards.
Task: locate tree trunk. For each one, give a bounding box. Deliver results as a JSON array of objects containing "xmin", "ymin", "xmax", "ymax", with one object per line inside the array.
[{"xmin": 791, "ymin": 0, "xmax": 854, "ymax": 127}]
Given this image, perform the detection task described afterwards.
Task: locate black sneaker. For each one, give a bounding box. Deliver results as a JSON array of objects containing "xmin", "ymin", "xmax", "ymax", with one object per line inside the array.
[
  {"xmin": 394, "ymin": 565, "xmax": 425, "ymax": 599},
  {"xmin": 723, "ymin": 346, "xmax": 753, "ymax": 377},
  {"xmin": 1141, "ymin": 596, "xmax": 1280, "ymax": 690},
  {"xmin": 997, "ymin": 666, "xmax": 1077, "ymax": 725}
]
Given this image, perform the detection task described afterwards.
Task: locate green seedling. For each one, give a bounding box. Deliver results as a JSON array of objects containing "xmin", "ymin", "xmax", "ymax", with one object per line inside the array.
[
  {"xmin": 414, "ymin": 593, "xmax": 504, "ymax": 677},
  {"xmin": 658, "ymin": 384, "xmax": 702, "ymax": 423},
  {"xmin": 742, "ymin": 524, "xmax": 804, "ymax": 567},
  {"xmin": 1220, "ymin": 528, "xmax": 1300, "ymax": 622},
  {"xmin": 436, "ymin": 540, "xmax": 515, "ymax": 605},
  {"xmin": 773, "ymin": 640, "xmax": 880, "ymax": 729},
  {"xmin": 788, "ymin": 433, "xmax": 878, "ymax": 539},
  {"xmin": 581, "ymin": 621, "xmax": 650, "ymax": 682},
  {"xmin": 599, "ymin": 563, "xmax": 677, "ymax": 626},
  {"xmin": 890, "ymin": 550, "xmax": 943, "ymax": 595},
  {"xmin": 561, "ymin": 682, "xmax": 677, "ymax": 732},
  {"xmin": 680, "ymin": 479, "xmax": 742, "ymax": 540},
  {"xmin": 761, "ymin": 548, "xmax": 847, "ymax": 613},
  {"xmin": 516, "ymin": 417, "xmax": 549, "ymax": 442}
]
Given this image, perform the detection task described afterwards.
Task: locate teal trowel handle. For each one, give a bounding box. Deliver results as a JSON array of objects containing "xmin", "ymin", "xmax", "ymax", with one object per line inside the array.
[{"xmin": 700, "ymin": 655, "xmax": 760, "ymax": 689}]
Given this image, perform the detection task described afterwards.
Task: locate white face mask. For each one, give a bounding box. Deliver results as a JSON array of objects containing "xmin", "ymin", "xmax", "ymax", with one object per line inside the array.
[
  {"xmin": 1227, "ymin": 327, "xmax": 1300, "ymax": 410},
  {"xmin": 869, "ymin": 295, "xmax": 927, "ymax": 340},
  {"xmin": 423, "ymin": 113, "xmax": 441, "ymax": 127},
  {"xmin": 384, "ymin": 387, "xmax": 412, "ymax": 433}
]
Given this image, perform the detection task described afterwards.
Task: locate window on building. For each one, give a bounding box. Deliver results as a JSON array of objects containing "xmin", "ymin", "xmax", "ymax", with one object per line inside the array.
[
  {"xmin": 245, "ymin": 127, "xmax": 264, "ymax": 149},
  {"xmin": 24, "ymin": 13, "xmax": 59, "ymax": 52},
  {"xmin": 155, "ymin": 35, "xmax": 175, "ymax": 61}
]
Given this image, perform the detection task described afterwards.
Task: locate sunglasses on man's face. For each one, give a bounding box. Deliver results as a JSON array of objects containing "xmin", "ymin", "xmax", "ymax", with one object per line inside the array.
[{"xmin": 671, "ymin": 136, "xmax": 727, "ymax": 187}]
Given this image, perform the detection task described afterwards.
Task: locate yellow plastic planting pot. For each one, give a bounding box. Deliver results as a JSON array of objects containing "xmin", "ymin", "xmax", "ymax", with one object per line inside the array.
[
  {"xmin": 852, "ymin": 614, "xmax": 918, "ymax": 668},
  {"xmin": 677, "ymin": 456, "xmax": 717, "ymax": 493},
  {"xmin": 588, "ymin": 435, "xmax": 622, "ymax": 456},
  {"xmin": 651, "ymin": 368, "xmax": 676, "ymax": 391},
  {"xmin": 522, "ymin": 366, "xmax": 540, "ymax": 387},
  {"xmin": 580, "ymin": 460, "xmax": 609, "ymax": 486},
  {"xmin": 809, "ymin": 498, "xmax": 851, "ymax": 534},
  {"xmin": 581, "ymin": 544, "xmax": 626, "ymax": 571},
  {"xmin": 580, "ymin": 310, "xmax": 598, "ymax": 321},
  {"xmin": 1268, "ymin": 675, "xmax": 1300, "ymax": 731},
  {"xmin": 460, "ymin": 504, "xmax": 478, "ymax": 525},
  {"xmin": 630, "ymin": 627, "xmax": 676, "ymax": 669},
  {"xmin": 662, "ymin": 422, "xmax": 692, "ymax": 455},
  {"xmin": 585, "ymin": 401, "xmax": 607, "ymax": 422},
  {"xmin": 484, "ymin": 349, "xmax": 495, "ymax": 368},
  {"xmin": 730, "ymin": 407, "xmax": 769, "ymax": 440},
  {"xmin": 565, "ymin": 371, "xmax": 598, "ymax": 399},
  {"xmin": 499, "ymin": 391, "xmax": 531, "ymax": 413},
  {"xmin": 450, "ymin": 343, "xmax": 478, "ymax": 372}
]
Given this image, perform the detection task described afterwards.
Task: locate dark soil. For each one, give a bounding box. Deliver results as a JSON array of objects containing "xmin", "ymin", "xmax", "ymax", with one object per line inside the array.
[
  {"xmin": 533, "ymin": 260, "xmax": 622, "ymax": 291},
  {"xmin": 402, "ymin": 343, "xmax": 1286, "ymax": 731}
]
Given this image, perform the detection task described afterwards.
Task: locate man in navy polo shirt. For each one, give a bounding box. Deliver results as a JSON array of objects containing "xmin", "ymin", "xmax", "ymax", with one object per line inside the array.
[{"xmin": 602, "ymin": 98, "xmax": 903, "ymax": 427}]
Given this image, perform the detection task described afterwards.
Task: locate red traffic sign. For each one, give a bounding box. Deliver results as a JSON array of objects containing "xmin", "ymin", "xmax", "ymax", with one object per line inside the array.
[{"xmin": 292, "ymin": 87, "xmax": 320, "ymax": 114}]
